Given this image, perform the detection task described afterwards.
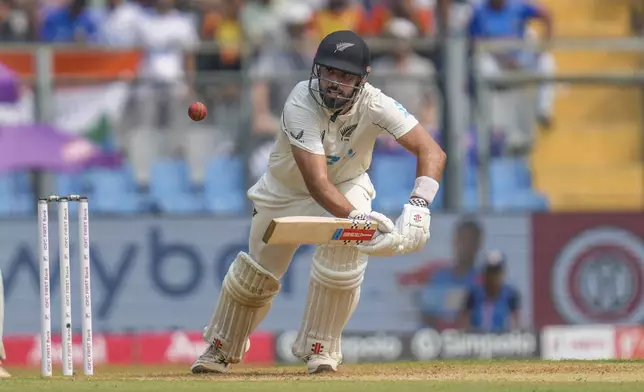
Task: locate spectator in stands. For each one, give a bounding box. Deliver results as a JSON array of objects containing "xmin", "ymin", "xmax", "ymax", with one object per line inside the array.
[
  {"xmin": 246, "ymin": 3, "xmax": 316, "ymax": 181},
  {"xmin": 0, "ymin": 0, "xmax": 32, "ymax": 41},
  {"xmin": 201, "ymin": 0, "xmax": 244, "ymax": 70},
  {"xmin": 370, "ymin": 0, "xmax": 435, "ymax": 36},
  {"xmin": 398, "ymin": 215, "xmax": 484, "ymax": 330},
  {"xmin": 311, "ymin": 0, "xmax": 371, "ymax": 39},
  {"xmin": 468, "ymin": 0, "xmax": 555, "ymax": 154},
  {"xmin": 458, "ymin": 250, "xmax": 520, "ymax": 332},
  {"xmin": 97, "ymin": 0, "xmax": 147, "ymax": 47},
  {"xmin": 126, "ymin": 0, "xmax": 199, "ymax": 188},
  {"xmin": 249, "ymin": 3, "xmax": 315, "ymax": 135},
  {"xmin": 371, "ymin": 18, "xmax": 439, "ymax": 146},
  {"xmin": 240, "ymin": 0, "xmax": 285, "ymax": 49},
  {"xmin": 630, "ymin": 0, "xmax": 644, "ymax": 34},
  {"xmin": 40, "ymin": 0, "xmax": 99, "ymax": 43}
]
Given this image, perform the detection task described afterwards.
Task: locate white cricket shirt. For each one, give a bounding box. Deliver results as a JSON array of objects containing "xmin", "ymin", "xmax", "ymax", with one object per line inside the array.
[{"xmin": 247, "ymin": 80, "xmax": 419, "ymax": 207}]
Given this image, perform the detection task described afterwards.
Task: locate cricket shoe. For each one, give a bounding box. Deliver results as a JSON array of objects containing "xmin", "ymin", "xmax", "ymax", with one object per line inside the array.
[
  {"xmin": 307, "ymin": 354, "xmax": 338, "ymax": 374},
  {"xmin": 190, "ymin": 339, "xmax": 251, "ymax": 374},
  {"xmin": 0, "ymin": 361, "xmax": 10, "ymax": 378}
]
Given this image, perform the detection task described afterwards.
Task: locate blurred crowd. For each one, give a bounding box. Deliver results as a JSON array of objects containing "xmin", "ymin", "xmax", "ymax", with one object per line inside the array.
[
  {"xmin": 0, "ymin": 0, "xmax": 560, "ymax": 209},
  {"xmin": 0, "ymin": 0, "xmax": 451, "ymax": 185},
  {"xmin": 0, "ymin": 0, "xmax": 441, "ymax": 46}
]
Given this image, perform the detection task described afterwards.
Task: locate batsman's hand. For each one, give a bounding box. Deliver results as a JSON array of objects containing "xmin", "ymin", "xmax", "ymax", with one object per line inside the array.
[
  {"xmin": 348, "ymin": 209, "xmax": 395, "ymax": 233},
  {"xmin": 348, "ymin": 210, "xmax": 403, "ymax": 257},
  {"xmin": 394, "ymin": 199, "xmax": 431, "ymax": 254}
]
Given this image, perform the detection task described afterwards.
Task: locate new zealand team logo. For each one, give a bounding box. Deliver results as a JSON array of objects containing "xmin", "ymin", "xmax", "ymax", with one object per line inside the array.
[
  {"xmin": 340, "ymin": 124, "xmax": 357, "ymax": 142},
  {"xmin": 551, "ymin": 227, "xmax": 644, "ymax": 324}
]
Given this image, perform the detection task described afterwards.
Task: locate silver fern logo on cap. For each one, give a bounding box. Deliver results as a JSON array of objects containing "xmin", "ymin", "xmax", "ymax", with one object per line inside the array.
[{"xmin": 334, "ymin": 42, "xmax": 355, "ymax": 52}]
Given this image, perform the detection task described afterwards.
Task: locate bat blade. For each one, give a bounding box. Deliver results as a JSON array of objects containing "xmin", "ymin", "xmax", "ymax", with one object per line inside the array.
[{"xmin": 262, "ymin": 216, "xmax": 378, "ymax": 245}]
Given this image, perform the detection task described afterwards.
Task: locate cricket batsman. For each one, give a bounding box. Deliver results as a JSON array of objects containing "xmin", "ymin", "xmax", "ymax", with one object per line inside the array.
[
  {"xmin": 0, "ymin": 268, "xmax": 9, "ymax": 378},
  {"xmin": 191, "ymin": 30, "xmax": 446, "ymax": 374}
]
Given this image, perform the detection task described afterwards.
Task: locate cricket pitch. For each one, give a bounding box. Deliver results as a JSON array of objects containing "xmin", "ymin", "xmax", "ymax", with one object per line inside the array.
[{"xmin": 2, "ymin": 360, "xmax": 643, "ymax": 392}]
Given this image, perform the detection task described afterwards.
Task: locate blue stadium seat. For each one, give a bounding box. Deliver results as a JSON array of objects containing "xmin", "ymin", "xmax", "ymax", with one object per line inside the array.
[
  {"xmin": 464, "ymin": 161, "xmax": 479, "ymax": 189},
  {"xmin": 514, "ymin": 159, "xmax": 533, "ymax": 189},
  {"xmin": 150, "ymin": 159, "xmax": 204, "ymax": 213},
  {"xmin": 150, "ymin": 159, "xmax": 190, "ymax": 197},
  {"xmin": 12, "ymin": 170, "xmax": 32, "ymax": 195},
  {"xmin": 488, "ymin": 157, "xmax": 550, "ymax": 211},
  {"xmin": 155, "ymin": 192, "xmax": 205, "ymax": 214},
  {"xmin": 0, "ymin": 171, "xmax": 34, "ymax": 216},
  {"xmin": 371, "ymin": 155, "xmax": 416, "ymax": 213},
  {"xmin": 204, "ymin": 156, "xmax": 246, "ymax": 214},
  {"xmin": 493, "ymin": 189, "xmax": 549, "ymax": 211},
  {"xmin": 489, "ymin": 157, "xmax": 532, "ymax": 196},
  {"xmin": 461, "ymin": 184, "xmax": 481, "ymax": 211},
  {"xmin": 55, "ymin": 172, "xmax": 87, "ymax": 198},
  {"xmin": 85, "ymin": 167, "xmax": 144, "ymax": 214}
]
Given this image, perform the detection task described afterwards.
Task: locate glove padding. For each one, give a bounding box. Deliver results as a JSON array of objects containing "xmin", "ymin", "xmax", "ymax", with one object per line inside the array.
[
  {"xmin": 348, "ymin": 210, "xmax": 403, "ymax": 257},
  {"xmin": 357, "ymin": 230, "xmax": 404, "ymax": 257},
  {"xmin": 348, "ymin": 210, "xmax": 395, "ymax": 233},
  {"xmin": 394, "ymin": 203, "xmax": 431, "ymax": 254}
]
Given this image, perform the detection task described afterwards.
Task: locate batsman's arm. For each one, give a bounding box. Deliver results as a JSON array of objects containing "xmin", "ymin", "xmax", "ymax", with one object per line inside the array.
[
  {"xmin": 291, "ymin": 146, "xmax": 356, "ymax": 218},
  {"xmin": 396, "ymin": 124, "xmax": 446, "ymax": 205},
  {"xmin": 282, "ymin": 101, "xmax": 357, "ymax": 218},
  {"xmin": 372, "ymin": 93, "xmax": 445, "ymax": 205},
  {"xmin": 397, "ymin": 124, "xmax": 446, "ymax": 183}
]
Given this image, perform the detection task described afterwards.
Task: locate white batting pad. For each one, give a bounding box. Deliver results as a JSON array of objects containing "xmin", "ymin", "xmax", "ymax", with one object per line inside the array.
[
  {"xmin": 203, "ymin": 252, "xmax": 280, "ymax": 363},
  {"xmin": 291, "ymin": 245, "xmax": 367, "ymax": 363}
]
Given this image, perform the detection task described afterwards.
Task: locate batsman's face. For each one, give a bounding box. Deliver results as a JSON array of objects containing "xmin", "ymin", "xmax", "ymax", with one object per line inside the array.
[{"xmin": 318, "ymin": 66, "xmax": 361, "ymax": 110}]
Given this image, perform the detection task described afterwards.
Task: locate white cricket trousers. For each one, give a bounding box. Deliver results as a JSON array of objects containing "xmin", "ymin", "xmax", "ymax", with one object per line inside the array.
[{"xmin": 246, "ymin": 173, "xmax": 374, "ymax": 279}]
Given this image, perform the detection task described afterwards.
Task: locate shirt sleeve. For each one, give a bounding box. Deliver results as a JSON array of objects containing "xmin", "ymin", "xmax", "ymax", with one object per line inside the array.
[
  {"xmin": 281, "ymin": 100, "xmax": 325, "ymax": 155},
  {"xmin": 370, "ymin": 91, "xmax": 419, "ymax": 139}
]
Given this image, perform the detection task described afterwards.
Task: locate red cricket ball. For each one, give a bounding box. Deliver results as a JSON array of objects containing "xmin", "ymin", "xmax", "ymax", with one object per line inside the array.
[{"xmin": 188, "ymin": 102, "xmax": 207, "ymax": 121}]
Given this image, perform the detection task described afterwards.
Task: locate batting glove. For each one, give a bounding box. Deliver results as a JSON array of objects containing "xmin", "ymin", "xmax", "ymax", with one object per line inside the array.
[
  {"xmin": 394, "ymin": 198, "xmax": 431, "ymax": 254},
  {"xmin": 348, "ymin": 210, "xmax": 404, "ymax": 257}
]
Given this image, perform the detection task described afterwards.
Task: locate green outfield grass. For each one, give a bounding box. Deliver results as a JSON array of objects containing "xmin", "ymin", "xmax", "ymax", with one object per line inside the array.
[{"xmin": 2, "ymin": 360, "xmax": 643, "ymax": 392}]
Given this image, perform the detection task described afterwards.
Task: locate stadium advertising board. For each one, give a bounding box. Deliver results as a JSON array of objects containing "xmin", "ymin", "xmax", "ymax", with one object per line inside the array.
[
  {"xmin": 532, "ymin": 213, "xmax": 644, "ymax": 328},
  {"xmin": 0, "ymin": 214, "xmax": 532, "ymax": 334},
  {"xmin": 541, "ymin": 325, "xmax": 615, "ymax": 360},
  {"xmin": 274, "ymin": 329, "xmax": 539, "ymax": 363},
  {"xmin": 2, "ymin": 331, "xmax": 274, "ymax": 367},
  {"xmin": 541, "ymin": 324, "xmax": 644, "ymax": 360}
]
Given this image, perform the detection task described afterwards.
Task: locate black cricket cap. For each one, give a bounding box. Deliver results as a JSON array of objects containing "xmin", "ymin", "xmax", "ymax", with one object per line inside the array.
[{"xmin": 314, "ymin": 30, "xmax": 371, "ymax": 76}]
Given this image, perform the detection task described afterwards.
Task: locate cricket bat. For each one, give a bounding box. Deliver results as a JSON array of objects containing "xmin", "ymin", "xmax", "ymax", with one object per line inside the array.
[{"xmin": 262, "ymin": 216, "xmax": 378, "ymax": 245}]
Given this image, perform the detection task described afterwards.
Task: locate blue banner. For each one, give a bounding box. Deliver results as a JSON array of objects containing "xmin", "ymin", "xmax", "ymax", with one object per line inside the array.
[{"xmin": 0, "ymin": 214, "xmax": 531, "ymax": 334}]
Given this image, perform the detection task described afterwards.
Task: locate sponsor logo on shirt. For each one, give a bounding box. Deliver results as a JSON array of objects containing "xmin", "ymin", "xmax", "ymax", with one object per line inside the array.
[{"xmin": 289, "ymin": 130, "xmax": 304, "ymax": 141}]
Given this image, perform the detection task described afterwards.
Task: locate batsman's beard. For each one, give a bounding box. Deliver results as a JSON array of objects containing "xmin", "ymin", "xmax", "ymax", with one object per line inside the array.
[{"xmin": 321, "ymin": 87, "xmax": 353, "ymax": 110}]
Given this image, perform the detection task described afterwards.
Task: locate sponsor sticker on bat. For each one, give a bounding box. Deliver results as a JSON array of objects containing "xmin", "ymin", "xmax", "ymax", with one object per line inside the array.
[{"xmin": 332, "ymin": 228, "xmax": 376, "ymax": 241}]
